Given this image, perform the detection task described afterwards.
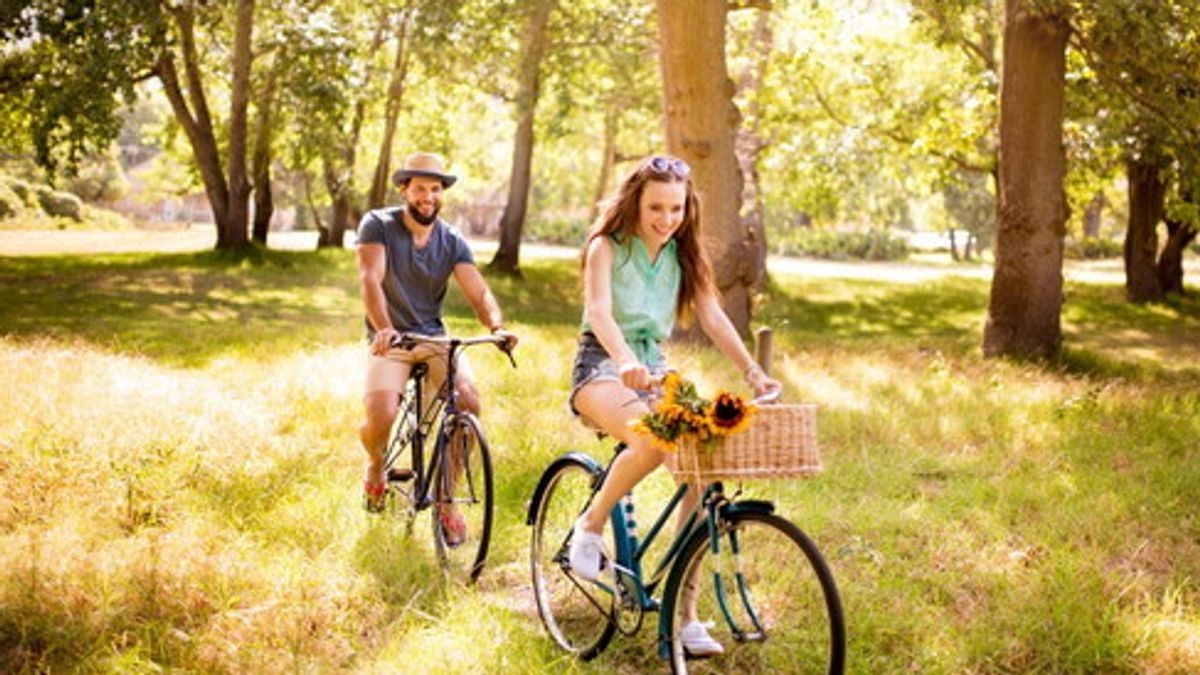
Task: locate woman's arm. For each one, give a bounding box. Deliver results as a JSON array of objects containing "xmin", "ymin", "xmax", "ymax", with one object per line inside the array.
[
  {"xmin": 694, "ymin": 288, "xmax": 782, "ymax": 397},
  {"xmin": 583, "ymin": 237, "xmax": 651, "ymax": 390}
]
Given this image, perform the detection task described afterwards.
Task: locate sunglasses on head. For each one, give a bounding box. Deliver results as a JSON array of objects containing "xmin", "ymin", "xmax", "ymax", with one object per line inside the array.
[{"xmin": 644, "ymin": 155, "xmax": 691, "ymax": 178}]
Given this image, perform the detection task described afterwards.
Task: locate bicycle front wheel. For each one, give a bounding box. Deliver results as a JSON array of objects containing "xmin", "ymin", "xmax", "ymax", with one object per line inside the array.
[
  {"xmin": 529, "ymin": 455, "xmax": 616, "ymax": 659},
  {"xmin": 662, "ymin": 511, "xmax": 845, "ymax": 674},
  {"xmin": 431, "ymin": 413, "xmax": 493, "ymax": 583}
]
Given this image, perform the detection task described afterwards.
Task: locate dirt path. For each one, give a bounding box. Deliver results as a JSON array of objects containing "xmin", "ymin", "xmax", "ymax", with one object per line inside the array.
[{"xmin": 2, "ymin": 227, "xmax": 1195, "ymax": 286}]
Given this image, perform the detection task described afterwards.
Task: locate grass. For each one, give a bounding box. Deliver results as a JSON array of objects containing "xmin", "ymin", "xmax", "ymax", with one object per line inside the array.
[{"xmin": 1, "ymin": 247, "xmax": 1199, "ymax": 673}]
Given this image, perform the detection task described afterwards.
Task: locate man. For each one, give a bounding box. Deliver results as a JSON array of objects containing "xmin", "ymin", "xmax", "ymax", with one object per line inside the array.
[{"xmin": 357, "ymin": 152, "xmax": 516, "ymax": 538}]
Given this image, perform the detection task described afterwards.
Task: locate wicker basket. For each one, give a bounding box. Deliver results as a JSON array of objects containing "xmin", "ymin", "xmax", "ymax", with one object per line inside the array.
[{"xmin": 664, "ymin": 404, "xmax": 820, "ymax": 483}]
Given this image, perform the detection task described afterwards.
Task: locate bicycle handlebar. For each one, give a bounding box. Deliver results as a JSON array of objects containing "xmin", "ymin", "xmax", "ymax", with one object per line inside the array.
[
  {"xmin": 643, "ymin": 371, "xmax": 784, "ymax": 405},
  {"xmin": 389, "ymin": 332, "xmax": 518, "ymax": 368}
]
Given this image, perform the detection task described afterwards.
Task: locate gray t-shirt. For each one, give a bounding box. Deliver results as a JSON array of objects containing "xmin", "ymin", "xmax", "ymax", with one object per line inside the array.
[{"xmin": 357, "ymin": 207, "xmax": 475, "ymax": 338}]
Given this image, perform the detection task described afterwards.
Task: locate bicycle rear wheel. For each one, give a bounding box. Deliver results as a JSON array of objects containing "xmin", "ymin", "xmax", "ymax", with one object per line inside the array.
[
  {"xmin": 662, "ymin": 511, "xmax": 845, "ymax": 674},
  {"xmin": 431, "ymin": 413, "xmax": 493, "ymax": 583},
  {"xmin": 529, "ymin": 456, "xmax": 616, "ymax": 659}
]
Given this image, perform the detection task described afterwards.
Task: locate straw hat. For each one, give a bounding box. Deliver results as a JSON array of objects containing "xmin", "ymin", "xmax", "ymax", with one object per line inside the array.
[{"xmin": 391, "ymin": 152, "xmax": 458, "ymax": 188}]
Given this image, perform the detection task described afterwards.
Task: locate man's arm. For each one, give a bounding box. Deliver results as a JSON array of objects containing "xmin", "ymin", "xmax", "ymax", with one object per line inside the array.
[
  {"xmin": 358, "ymin": 243, "xmax": 397, "ymax": 355},
  {"xmin": 452, "ymin": 262, "xmax": 505, "ymax": 331}
]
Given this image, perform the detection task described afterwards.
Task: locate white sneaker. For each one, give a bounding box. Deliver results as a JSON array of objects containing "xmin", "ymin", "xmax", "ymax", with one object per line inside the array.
[
  {"xmin": 568, "ymin": 519, "xmax": 606, "ymax": 581},
  {"xmin": 679, "ymin": 620, "xmax": 724, "ymax": 657}
]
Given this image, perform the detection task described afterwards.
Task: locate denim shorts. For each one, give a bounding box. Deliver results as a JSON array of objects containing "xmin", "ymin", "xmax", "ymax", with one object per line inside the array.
[{"xmin": 568, "ymin": 332, "xmax": 665, "ymax": 417}]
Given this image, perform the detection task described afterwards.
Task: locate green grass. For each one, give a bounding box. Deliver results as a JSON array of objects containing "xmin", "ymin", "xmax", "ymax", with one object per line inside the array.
[{"xmin": 1, "ymin": 248, "xmax": 1199, "ymax": 673}]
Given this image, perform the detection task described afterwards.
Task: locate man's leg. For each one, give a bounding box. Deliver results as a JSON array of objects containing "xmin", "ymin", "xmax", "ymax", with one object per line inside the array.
[
  {"xmin": 420, "ymin": 349, "xmax": 480, "ymax": 543},
  {"xmin": 360, "ymin": 390, "xmax": 399, "ymax": 485},
  {"xmin": 361, "ymin": 353, "xmax": 412, "ymax": 507}
]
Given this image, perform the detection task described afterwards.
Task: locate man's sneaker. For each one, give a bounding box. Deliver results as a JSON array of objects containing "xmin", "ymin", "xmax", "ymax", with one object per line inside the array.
[
  {"xmin": 438, "ymin": 507, "xmax": 467, "ymax": 548},
  {"xmin": 679, "ymin": 621, "xmax": 724, "ymax": 657},
  {"xmin": 567, "ymin": 518, "xmax": 606, "ymax": 581}
]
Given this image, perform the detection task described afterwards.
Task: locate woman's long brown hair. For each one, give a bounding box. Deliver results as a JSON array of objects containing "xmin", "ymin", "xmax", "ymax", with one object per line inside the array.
[{"xmin": 582, "ymin": 158, "xmax": 713, "ymax": 324}]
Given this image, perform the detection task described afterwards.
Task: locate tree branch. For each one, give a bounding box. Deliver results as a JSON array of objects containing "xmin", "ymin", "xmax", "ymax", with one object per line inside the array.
[
  {"xmin": 728, "ymin": 0, "xmax": 772, "ymax": 10},
  {"xmin": 1069, "ymin": 30, "xmax": 1200, "ymax": 148}
]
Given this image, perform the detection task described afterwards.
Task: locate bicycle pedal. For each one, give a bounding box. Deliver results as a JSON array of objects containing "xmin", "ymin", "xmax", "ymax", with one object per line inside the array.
[{"xmin": 387, "ymin": 468, "xmax": 415, "ymax": 483}]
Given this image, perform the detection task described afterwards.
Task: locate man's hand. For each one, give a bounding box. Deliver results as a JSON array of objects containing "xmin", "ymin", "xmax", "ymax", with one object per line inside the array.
[
  {"xmin": 371, "ymin": 327, "xmax": 400, "ymax": 356},
  {"xmin": 492, "ymin": 328, "xmax": 519, "ymax": 353}
]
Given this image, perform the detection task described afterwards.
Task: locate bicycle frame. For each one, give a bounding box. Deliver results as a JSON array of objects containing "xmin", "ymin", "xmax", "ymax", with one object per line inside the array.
[
  {"xmin": 381, "ymin": 338, "xmax": 472, "ymax": 511},
  {"xmin": 607, "ymin": 478, "xmax": 706, "ymax": 609},
  {"xmin": 577, "ymin": 447, "xmax": 778, "ymax": 658}
]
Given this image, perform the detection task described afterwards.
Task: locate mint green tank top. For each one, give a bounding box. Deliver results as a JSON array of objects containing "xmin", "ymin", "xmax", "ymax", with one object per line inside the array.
[{"xmin": 581, "ymin": 235, "xmax": 681, "ymax": 366}]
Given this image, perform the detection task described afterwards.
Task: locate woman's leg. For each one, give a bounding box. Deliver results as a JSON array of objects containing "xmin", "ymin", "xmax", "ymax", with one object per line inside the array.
[{"xmin": 572, "ymin": 380, "xmax": 661, "ymax": 533}]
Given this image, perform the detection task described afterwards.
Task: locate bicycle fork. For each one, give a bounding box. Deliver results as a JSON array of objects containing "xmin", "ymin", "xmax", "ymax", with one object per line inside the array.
[{"xmin": 707, "ymin": 504, "xmax": 768, "ymax": 644}]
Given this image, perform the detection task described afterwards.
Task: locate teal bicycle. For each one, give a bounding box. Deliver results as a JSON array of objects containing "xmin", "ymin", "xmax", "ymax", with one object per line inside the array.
[{"xmin": 527, "ymin": 401, "xmax": 845, "ymax": 673}]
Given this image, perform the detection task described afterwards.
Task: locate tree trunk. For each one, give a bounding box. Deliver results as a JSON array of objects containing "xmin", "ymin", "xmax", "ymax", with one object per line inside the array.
[
  {"xmin": 323, "ymin": 160, "xmax": 351, "ymax": 248},
  {"xmin": 155, "ymin": 10, "xmax": 231, "ymax": 240},
  {"xmin": 733, "ymin": 4, "xmax": 773, "ymax": 300},
  {"xmin": 222, "ymin": 0, "xmax": 255, "ymax": 249},
  {"xmin": 1082, "ymin": 190, "xmax": 1104, "ymax": 238},
  {"xmin": 657, "ymin": 0, "xmax": 751, "ymax": 336},
  {"xmin": 1158, "ymin": 217, "xmax": 1196, "ymax": 296},
  {"xmin": 490, "ymin": 0, "xmax": 558, "ymax": 276},
  {"xmin": 1123, "ymin": 157, "xmax": 1166, "ymax": 303},
  {"xmin": 949, "ymin": 228, "xmax": 961, "ymax": 261},
  {"xmin": 251, "ymin": 66, "xmax": 278, "ymax": 244},
  {"xmin": 588, "ymin": 108, "xmax": 618, "ymax": 226},
  {"xmin": 982, "ymin": 1, "xmax": 1069, "ymax": 359},
  {"xmin": 368, "ymin": 1, "xmax": 415, "ymax": 210}
]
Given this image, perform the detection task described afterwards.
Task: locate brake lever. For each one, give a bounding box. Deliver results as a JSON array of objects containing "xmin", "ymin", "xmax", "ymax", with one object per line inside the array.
[
  {"xmin": 750, "ymin": 385, "xmax": 783, "ymax": 406},
  {"xmin": 500, "ymin": 343, "xmax": 517, "ymax": 369},
  {"xmin": 391, "ymin": 333, "xmax": 416, "ymax": 351}
]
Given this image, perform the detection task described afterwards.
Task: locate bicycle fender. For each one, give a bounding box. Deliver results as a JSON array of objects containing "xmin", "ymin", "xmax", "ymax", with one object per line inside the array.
[
  {"xmin": 720, "ymin": 500, "xmax": 775, "ymax": 517},
  {"xmin": 525, "ymin": 451, "xmax": 604, "ymax": 525}
]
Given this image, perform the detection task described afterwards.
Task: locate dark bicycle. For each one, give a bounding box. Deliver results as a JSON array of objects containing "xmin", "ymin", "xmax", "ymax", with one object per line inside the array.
[
  {"xmin": 527, "ymin": 391, "xmax": 845, "ymax": 673},
  {"xmin": 380, "ymin": 332, "xmax": 515, "ymax": 583}
]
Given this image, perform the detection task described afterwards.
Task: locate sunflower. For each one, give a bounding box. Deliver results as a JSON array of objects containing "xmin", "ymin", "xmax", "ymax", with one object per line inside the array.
[
  {"xmin": 707, "ymin": 390, "xmax": 755, "ymax": 435},
  {"xmin": 660, "ymin": 371, "xmax": 683, "ymax": 408},
  {"xmin": 631, "ymin": 375, "xmax": 756, "ymax": 450}
]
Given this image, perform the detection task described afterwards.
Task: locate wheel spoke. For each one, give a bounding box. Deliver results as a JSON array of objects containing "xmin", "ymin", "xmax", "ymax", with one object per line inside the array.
[
  {"xmin": 665, "ymin": 513, "xmax": 844, "ymax": 674},
  {"xmin": 530, "ymin": 458, "xmax": 616, "ymax": 659}
]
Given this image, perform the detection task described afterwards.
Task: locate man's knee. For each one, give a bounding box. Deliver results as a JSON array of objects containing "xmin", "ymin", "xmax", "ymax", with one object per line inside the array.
[
  {"xmin": 361, "ymin": 393, "xmax": 399, "ymax": 447},
  {"xmin": 457, "ymin": 380, "xmax": 481, "ymax": 416}
]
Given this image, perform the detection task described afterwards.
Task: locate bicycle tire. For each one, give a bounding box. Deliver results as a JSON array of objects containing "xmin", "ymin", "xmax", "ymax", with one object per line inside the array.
[
  {"xmin": 431, "ymin": 412, "xmax": 493, "ymax": 583},
  {"xmin": 661, "ymin": 511, "xmax": 845, "ymax": 674},
  {"xmin": 529, "ymin": 456, "xmax": 617, "ymax": 659}
]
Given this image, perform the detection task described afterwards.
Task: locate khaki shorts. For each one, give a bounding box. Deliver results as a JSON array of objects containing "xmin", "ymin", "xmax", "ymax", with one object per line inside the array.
[{"xmin": 364, "ymin": 341, "xmax": 475, "ymax": 409}]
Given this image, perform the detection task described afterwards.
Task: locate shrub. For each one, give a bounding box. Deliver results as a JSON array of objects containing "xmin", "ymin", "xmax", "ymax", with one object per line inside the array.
[
  {"xmin": 1064, "ymin": 237, "xmax": 1123, "ymax": 260},
  {"xmin": 771, "ymin": 227, "xmax": 910, "ymax": 261},
  {"xmin": 0, "ymin": 182, "xmax": 21, "ymax": 220},
  {"xmin": 34, "ymin": 185, "xmax": 83, "ymax": 220},
  {"xmin": 526, "ymin": 214, "xmax": 588, "ymax": 246},
  {"xmin": 68, "ymin": 156, "xmax": 130, "ymax": 203},
  {"xmin": 2, "ymin": 177, "xmax": 36, "ymax": 207}
]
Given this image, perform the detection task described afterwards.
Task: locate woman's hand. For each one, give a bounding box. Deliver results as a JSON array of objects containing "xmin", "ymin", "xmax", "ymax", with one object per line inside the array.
[
  {"xmin": 746, "ymin": 365, "xmax": 783, "ymax": 401},
  {"xmin": 618, "ymin": 361, "xmax": 653, "ymax": 391}
]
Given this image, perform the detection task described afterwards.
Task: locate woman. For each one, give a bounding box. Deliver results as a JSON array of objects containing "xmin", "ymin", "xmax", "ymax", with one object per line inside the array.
[{"xmin": 567, "ymin": 155, "xmax": 782, "ymax": 656}]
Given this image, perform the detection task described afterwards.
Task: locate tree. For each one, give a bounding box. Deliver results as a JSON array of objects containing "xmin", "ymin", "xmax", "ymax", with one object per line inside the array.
[
  {"xmin": 982, "ymin": 0, "xmax": 1071, "ymax": 359},
  {"xmin": 1070, "ymin": 0, "xmax": 1200, "ymax": 300},
  {"xmin": 0, "ymin": 1, "xmax": 159, "ymax": 174},
  {"xmin": 657, "ymin": 0, "xmax": 755, "ymax": 336},
  {"xmin": 2, "ymin": 1, "xmax": 268, "ymax": 249},
  {"xmin": 489, "ymin": 0, "xmax": 558, "ymax": 276}
]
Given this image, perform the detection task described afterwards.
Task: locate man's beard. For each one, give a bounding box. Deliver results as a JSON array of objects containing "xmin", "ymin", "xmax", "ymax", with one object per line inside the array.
[{"xmin": 406, "ymin": 200, "xmax": 440, "ymax": 226}]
